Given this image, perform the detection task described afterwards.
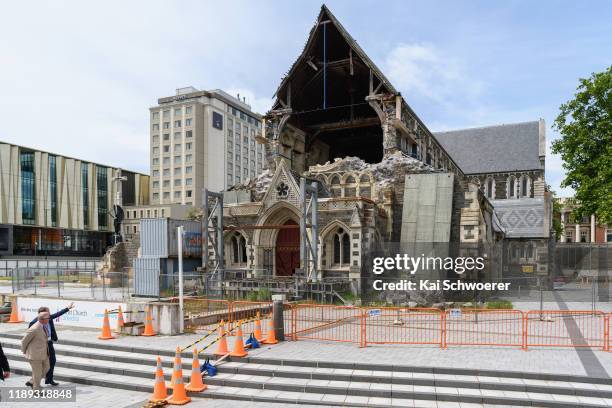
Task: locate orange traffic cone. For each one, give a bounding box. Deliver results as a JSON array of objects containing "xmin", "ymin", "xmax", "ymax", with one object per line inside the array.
[
  {"xmin": 98, "ymin": 309, "xmax": 115, "ymax": 340},
  {"xmin": 150, "ymin": 356, "xmax": 168, "ymax": 402},
  {"xmin": 262, "ymin": 319, "xmax": 278, "ymax": 345},
  {"xmin": 142, "ymin": 306, "xmax": 156, "ymax": 337},
  {"xmin": 186, "ymin": 347, "xmax": 206, "ymax": 392},
  {"xmin": 214, "ymin": 321, "xmax": 229, "ymax": 356},
  {"xmin": 230, "ymin": 321, "xmax": 248, "ymax": 357},
  {"xmin": 168, "ymin": 347, "xmax": 181, "ymax": 390},
  {"xmin": 167, "ymin": 347, "xmax": 191, "ymax": 405},
  {"xmin": 7, "ymin": 297, "xmax": 23, "ymax": 323},
  {"xmin": 253, "ymin": 312, "xmax": 263, "ymax": 342},
  {"xmin": 115, "ymin": 306, "xmax": 125, "ymax": 334}
]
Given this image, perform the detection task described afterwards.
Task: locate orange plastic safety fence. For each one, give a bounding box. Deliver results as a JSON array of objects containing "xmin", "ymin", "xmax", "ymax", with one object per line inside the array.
[
  {"xmin": 230, "ymin": 301, "xmax": 273, "ymax": 337},
  {"xmin": 444, "ymin": 309, "xmax": 524, "ymax": 348},
  {"xmin": 291, "ymin": 304, "xmax": 362, "ymax": 344},
  {"xmin": 525, "ymin": 310, "xmax": 607, "ymax": 350},
  {"xmin": 363, "ymin": 307, "xmax": 443, "ymax": 347},
  {"xmin": 175, "ymin": 297, "xmax": 232, "ymax": 330}
]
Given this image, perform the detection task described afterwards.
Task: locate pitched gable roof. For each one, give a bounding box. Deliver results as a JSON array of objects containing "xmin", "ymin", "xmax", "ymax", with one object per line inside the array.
[
  {"xmin": 434, "ymin": 121, "xmax": 542, "ymax": 174},
  {"xmin": 273, "ymin": 5, "xmax": 395, "ymax": 105}
]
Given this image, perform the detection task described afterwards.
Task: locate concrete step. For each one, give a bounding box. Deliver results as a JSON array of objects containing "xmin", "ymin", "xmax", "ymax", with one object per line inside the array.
[
  {"xmin": 3, "ymin": 342, "xmax": 612, "ymax": 407},
  {"xmin": 2, "ymin": 346, "xmax": 193, "ymax": 383},
  {"xmin": 4, "ymin": 332, "xmax": 612, "ymax": 407},
  {"xmin": 2, "ymin": 330, "xmax": 610, "ymax": 386},
  {"xmin": 4, "ymin": 359, "xmax": 477, "ymax": 408},
  {"xmin": 3, "ymin": 336, "xmax": 612, "ymax": 402}
]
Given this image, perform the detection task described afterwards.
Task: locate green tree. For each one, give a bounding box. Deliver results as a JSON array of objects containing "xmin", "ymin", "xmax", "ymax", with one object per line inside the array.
[
  {"xmin": 552, "ymin": 66, "xmax": 612, "ymax": 225},
  {"xmin": 549, "ymin": 187, "xmax": 564, "ymax": 241}
]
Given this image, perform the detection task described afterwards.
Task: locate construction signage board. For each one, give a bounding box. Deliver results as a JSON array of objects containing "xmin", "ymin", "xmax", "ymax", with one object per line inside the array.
[
  {"xmin": 368, "ymin": 309, "xmax": 381, "ymax": 317},
  {"xmin": 522, "ymin": 265, "xmax": 534, "ymax": 273},
  {"xmin": 17, "ymin": 296, "xmax": 127, "ymax": 328},
  {"xmin": 449, "ymin": 308, "xmax": 462, "ymax": 318}
]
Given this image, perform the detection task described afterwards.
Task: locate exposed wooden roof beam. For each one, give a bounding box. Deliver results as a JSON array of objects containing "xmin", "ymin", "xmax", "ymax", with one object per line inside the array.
[{"xmin": 307, "ymin": 117, "xmax": 379, "ymax": 132}]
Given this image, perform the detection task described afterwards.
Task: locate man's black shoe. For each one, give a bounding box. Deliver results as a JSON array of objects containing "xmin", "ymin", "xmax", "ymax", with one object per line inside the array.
[
  {"xmin": 25, "ymin": 381, "xmax": 32, "ymax": 387},
  {"xmin": 45, "ymin": 380, "xmax": 59, "ymax": 386}
]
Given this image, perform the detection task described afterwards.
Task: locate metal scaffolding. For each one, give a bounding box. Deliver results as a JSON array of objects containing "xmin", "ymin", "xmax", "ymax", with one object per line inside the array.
[
  {"xmin": 202, "ymin": 177, "xmax": 318, "ymax": 297},
  {"xmin": 300, "ymin": 178, "xmax": 319, "ymax": 282},
  {"xmin": 202, "ymin": 189, "xmax": 224, "ymax": 276}
]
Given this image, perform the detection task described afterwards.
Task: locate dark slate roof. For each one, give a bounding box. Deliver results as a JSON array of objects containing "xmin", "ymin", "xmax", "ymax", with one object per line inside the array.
[{"xmin": 434, "ymin": 121, "xmax": 541, "ymax": 174}]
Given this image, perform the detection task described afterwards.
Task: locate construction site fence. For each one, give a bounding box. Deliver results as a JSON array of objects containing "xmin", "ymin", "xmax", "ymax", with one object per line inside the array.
[
  {"xmin": 286, "ymin": 304, "xmax": 612, "ymax": 351},
  {"xmin": 169, "ymin": 299, "xmax": 612, "ymax": 350},
  {"xmin": 10, "ymin": 267, "xmax": 131, "ymax": 301}
]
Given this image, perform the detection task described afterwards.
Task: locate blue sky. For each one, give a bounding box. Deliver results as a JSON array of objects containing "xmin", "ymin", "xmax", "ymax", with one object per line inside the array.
[{"xmin": 1, "ymin": 1, "xmax": 610, "ymax": 196}]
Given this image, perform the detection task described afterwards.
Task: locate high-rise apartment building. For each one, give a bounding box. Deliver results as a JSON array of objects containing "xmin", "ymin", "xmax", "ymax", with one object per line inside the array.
[{"xmin": 150, "ymin": 87, "xmax": 263, "ymax": 207}]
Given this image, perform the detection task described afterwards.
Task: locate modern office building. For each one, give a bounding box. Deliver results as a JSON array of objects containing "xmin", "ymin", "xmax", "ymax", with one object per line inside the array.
[
  {"xmin": 0, "ymin": 141, "xmax": 149, "ymax": 257},
  {"xmin": 149, "ymin": 87, "xmax": 263, "ymax": 208}
]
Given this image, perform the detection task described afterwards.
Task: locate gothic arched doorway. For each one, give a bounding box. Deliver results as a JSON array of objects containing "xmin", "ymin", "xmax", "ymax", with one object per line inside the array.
[{"xmin": 275, "ymin": 220, "xmax": 300, "ymax": 276}]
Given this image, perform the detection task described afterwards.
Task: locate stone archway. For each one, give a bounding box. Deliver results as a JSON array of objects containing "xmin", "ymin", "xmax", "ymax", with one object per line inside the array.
[
  {"xmin": 253, "ymin": 202, "xmax": 301, "ymax": 277},
  {"xmin": 275, "ymin": 220, "xmax": 300, "ymax": 276}
]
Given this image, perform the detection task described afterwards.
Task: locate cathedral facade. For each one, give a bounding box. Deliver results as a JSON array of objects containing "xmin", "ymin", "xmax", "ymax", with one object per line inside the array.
[{"xmin": 206, "ymin": 6, "xmax": 551, "ymax": 292}]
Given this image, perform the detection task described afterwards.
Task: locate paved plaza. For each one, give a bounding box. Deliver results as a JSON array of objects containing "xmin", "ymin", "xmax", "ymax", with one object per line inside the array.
[{"xmin": 0, "ymin": 374, "xmax": 298, "ymax": 408}]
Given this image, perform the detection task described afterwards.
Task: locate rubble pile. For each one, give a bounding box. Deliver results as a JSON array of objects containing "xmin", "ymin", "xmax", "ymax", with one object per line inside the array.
[
  {"xmin": 229, "ymin": 168, "xmax": 274, "ymax": 201},
  {"xmin": 369, "ymin": 152, "xmax": 434, "ymax": 190},
  {"xmin": 307, "ymin": 152, "xmax": 435, "ymax": 190},
  {"xmin": 230, "ymin": 152, "xmax": 435, "ymax": 201}
]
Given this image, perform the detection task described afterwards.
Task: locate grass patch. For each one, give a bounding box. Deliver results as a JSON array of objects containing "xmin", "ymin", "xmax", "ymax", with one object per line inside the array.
[{"xmin": 486, "ymin": 299, "xmax": 513, "ymax": 309}]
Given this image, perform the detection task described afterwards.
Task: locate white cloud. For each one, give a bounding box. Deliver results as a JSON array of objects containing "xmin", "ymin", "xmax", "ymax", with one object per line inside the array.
[
  {"xmin": 225, "ymin": 88, "xmax": 274, "ymax": 116},
  {"xmin": 384, "ymin": 43, "xmax": 484, "ymax": 109}
]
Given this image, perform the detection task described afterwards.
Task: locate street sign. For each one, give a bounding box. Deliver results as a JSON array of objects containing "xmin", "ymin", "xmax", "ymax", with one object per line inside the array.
[
  {"xmin": 522, "ymin": 265, "xmax": 534, "ymax": 273},
  {"xmin": 368, "ymin": 309, "xmax": 381, "ymax": 317},
  {"xmin": 450, "ymin": 308, "xmax": 462, "ymax": 318}
]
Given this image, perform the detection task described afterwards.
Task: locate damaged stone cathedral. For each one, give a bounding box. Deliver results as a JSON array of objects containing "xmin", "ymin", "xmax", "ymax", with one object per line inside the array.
[{"xmin": 211, "ymin": 5, "xmax": 552, "ymax": 297}]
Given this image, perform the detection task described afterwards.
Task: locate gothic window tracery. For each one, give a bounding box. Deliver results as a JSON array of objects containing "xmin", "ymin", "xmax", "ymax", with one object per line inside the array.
[
  {"xmin": 507, "ymin": 176, "xmax": 517, "ymax": 199},
  {"xmin": 519, "ymin": 175, "xmax": 531, "ymax": 198},
  {"xmin": 230, "ymin": 232, "xmax": 248, "ymax": 265},
  {"xmin": 485, "ymin": 177, "xmax": 495, "ymax": 199},
  {"xmin": 332, "ymin": 228, "xmax": 350, "ymax": 266}
]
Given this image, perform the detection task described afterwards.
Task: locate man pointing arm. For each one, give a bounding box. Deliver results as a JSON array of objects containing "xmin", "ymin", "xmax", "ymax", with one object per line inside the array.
[{"xmin": 28, "ymin": 302, "xmax": 75, "ymax": 386}]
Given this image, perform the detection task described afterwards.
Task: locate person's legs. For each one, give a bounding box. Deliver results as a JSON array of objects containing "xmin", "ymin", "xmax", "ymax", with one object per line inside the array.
[
  {"xmin": 41, "ymin": 359, "xmax": 50, "ymax": 387},
  {"xmin": 45, "ymin": 342, "xmax": 56, "ymax": 384},
  {"xmin": 29, "ymin": 359, "xmax": 43, "ymax": 390}
]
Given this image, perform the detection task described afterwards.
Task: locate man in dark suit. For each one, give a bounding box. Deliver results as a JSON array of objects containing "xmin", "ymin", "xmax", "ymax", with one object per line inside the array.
[
  {"xmin": 0, "ymin": 342, "xmax": 9, "ymax": 381},
  {"xmin": 27, "ymin": 302, "xmax": 74, "ymax": 386}
]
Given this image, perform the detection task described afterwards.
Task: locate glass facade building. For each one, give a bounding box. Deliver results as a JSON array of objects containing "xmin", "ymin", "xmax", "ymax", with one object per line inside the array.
[
  {"xmin": 81, "ymin": 163, "xmax": 89, "ymax": 227},
  {"xmin": 96, "ymin": 166, "xmax": 108, "ymax": 227},
  {"xmin": 1, "ymin": 141, "xmax": 149, "ymax": 258},
  {"xmin": 6, "ymin": 225, "xmax": 112, "ymax": 257},
  {"xmin": 49, "ymin": 155, "xmax": 57, "ymax": 227},
  {"xmin": 20, "ymin": 151, "xmax": 36, "ymax": 225}
]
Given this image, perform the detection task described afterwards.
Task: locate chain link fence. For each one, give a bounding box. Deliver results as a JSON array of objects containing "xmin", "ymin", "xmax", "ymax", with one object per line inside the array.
[{"xmin": 10, "ymin": 267, "xmax": 131, "ymax": 301}]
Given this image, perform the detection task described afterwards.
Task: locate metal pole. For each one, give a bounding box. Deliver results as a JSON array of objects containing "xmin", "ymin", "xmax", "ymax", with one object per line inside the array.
[
  {"xmin": 300, "ymin": 178, "xmax": 306, "ymax": 278},
  {"xmin": 323, "ymin": 21, "xmax": 327, "ymax": 110},
  {"xmin": 203, "ymin": 189, "xmax": 209, "ymax": 269},
  {"xmin": 311, "ymin": 182, "xmax": 318, "ymax": 283},
  {"xmin": 539, "ymin": 276, "xmax": 543, "ymax": 320},
  {"xmin": 178, "ymin": 225, "xmax": 184, "ymax": 333},
  {"xmin": 216, "ymin": 196, "xmax": 224, "ymax": 276}
]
